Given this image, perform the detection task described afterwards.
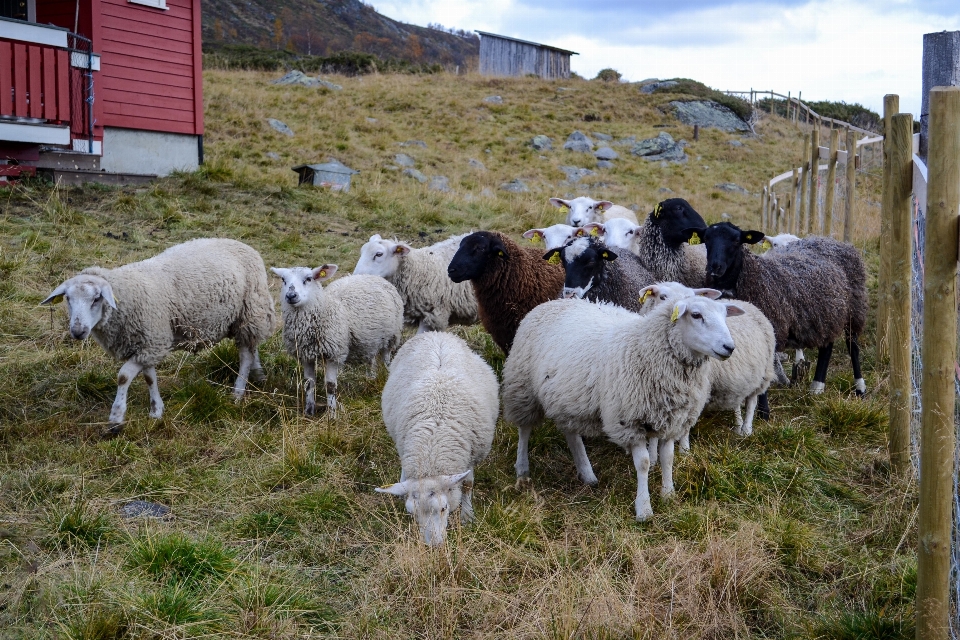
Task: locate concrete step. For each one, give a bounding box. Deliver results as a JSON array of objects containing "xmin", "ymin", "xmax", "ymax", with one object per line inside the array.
[
  {"xmin": 37, "ymin": 168, "xmax": 156, "ymax": 186},
  {"xmin": 35, "ymin": 150, "xmax": 101, "ymax": 172}
]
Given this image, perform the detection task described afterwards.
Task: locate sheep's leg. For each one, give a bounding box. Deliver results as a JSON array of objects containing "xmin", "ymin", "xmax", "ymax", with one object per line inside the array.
[
  {"xmin": 416, "ymin": 320, "xmax": 429, "ymax": 334},
  {"xmin": 250, "ymin": 347, "xmax": 266, "ymax": 383},
  {"xmin": 324, "ymin": 361, "xmax": 340, "ymax": 415},
  {"xmin": 733, "ymin": 404, "xmax": 745, "ymax": 436},
  {"xmin": 564, "ymin": 431, "xmax": 598, "ymax": 486},
  {"xmin": 143, "ymin": 367, "xmax": 164, "ymax": 419},
  {"xmin": 460, "ymin": 469, "xmax": 475, "ymax": 524},
  {"xmin": 678, "ymin": 431, "xmax": 690, "ymax": 453},
  {"xmin": 810, "ymin": 342, "xmax": 834, "ymax": 394},
  {"xmin": 845, "ymin": 334, "xmax": 865, "ymax": 397},
  {"xmin": 515, "ymin": 424, "xmax": 533, "ymax": 478},
  {"xmin": 630, "ymin": 442, "xmax": 654, "ymax": 521},
  {"xmin": 756, "ymin": 392, "xmax": 771, "ymax": 421},
  {"xmin": 303, "ymin": 360, "xmax": 317, "ymax": 417},
  {"xmin": 647, "ymin": 436, "xmax": 659, "ymax": 467},
  {"xmin": 366, "ymin": 358, "xmax": 378, "ymax": 379},
  {"xmin": 233, "ymin": 345, "xmax": 254, "ymax": 400},
  {"xmin": 659, "ymin": 438, "xmax": 675, "ymax": 499},
  {"xmin": 741, "ymin": 396, "xmax": 759, "ymax": 436},
  {"xmin": 380, "ymin": 345, "xmax": 393, "ymax": 369},
  {"xmin": 109, "ymin": 359, "xmax": 144, "ymax": 425}
]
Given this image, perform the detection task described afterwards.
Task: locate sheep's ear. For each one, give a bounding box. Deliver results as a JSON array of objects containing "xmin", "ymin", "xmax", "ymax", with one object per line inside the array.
[
  {"xmin": 692, "ymin": 288, "xmax": 723, "ymax": 300},
  {"xmin": 599, "ymin": 248, "xmax": 617, "ymax": 261},
  {"xmin": 375, "ymin": 481, "xmax": 409, "ymax": 497},
  {"xmin": 581, "ymin": 222, "xmax": 604, "ymax": 237},
  {"xmin": 270, "ymin": 267, "xmax": 287, "ymax": 279},
  {"xmin": 522, "ymin": 229, "xmax": 544, "ymax": 244},
  {"xmin": 543, "ymin": 248, "xmax": 561, "ymax": 264},
  {"xmin": 438, "ymin": 471, "xmax": 471, "ymax": 489},
  {"xmin": 548, "ymin": 197, "xmax": 569, "ymax": 209},
  {"xmin": 740, "ymin": 230, "xmax": 764, "ymax": 245},
  {"xmin": 638, "ymin": 284, "xmax": 659, "ymax": 304},
  {"xmin": 490, "ymin": 239, "xmax": 509, "ymax": 260},
  {"xmin": 393, "ymin": 243, "xmax": 412, "ymax": 256},
  {"xmin": 595, "ymin": 200, "xmax": 613, "ymax": 211},
  {"xmin": 369, "ymin": 234, "xmax": 382, "ymax": 242},
  {"xmin": 680, "ymin": 227, "xmax": 707, "ymax": 245},
  {"xmin": 760, "ymin": 237, "xmax": 772, "ymax": 250},
  {"xmin": 671, "ymin": 300, "xmax": 688, "ymax": 322},
  {"xmin": 313, "ymin": 264, "xmax": 338, "ymax": 281},
  {"xmin": 100, "ymin": 282, "xmax": 118, "ymax": 309},
  {"xmin": 725, "ymin": 303, "xmax": 745, "ymax": 317},
  {"xmin": 41, "ymin": 282, "xmax": 68, "ymax": 306}
]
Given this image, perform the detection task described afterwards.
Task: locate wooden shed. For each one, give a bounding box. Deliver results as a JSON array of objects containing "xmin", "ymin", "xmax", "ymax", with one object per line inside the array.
[
  {"xmin": 476, "ymin": 31, "xmax": 577, "ymax": 80},
  {"xmin": 0, "ymin": 0, "xmax": 203, "ymax": 182}
]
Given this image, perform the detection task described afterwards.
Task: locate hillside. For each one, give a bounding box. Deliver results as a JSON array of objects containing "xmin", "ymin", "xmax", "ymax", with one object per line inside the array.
[
  {"xmin": 0, "ymin": 72, "xmax": 905, "ymax": 639},
  {"xmin": 203, "ymin": 0, "xmax": 478, "ymax": 68}
]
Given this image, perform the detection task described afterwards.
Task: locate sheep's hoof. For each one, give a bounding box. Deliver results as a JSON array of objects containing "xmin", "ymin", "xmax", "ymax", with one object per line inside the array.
[
  {"xmin": 250, "ymin": 367, "xmax": 266, "ymax": 384},
  {"xmin": 635, "ymin": 504, "xmax": 654, "ymax": 522},
  {"xmin": 514, "ymin": 476, "xmax": 533, "ymax": 491},
  {"xmin": 792, "ymin": 360, "xmax": 811, "ymax": 386},
  {"xmin": 579, "ymin": 473, "xmax": 599, "ymax": 487},
  {"xmin": 101, "ymin": 423, "xmax": 124, "ymax": 439},
  {"xmin": 304, "ymin": 403, "xmax": 317, "ymax": 417},
  {"xmin": 660, "ymin": 488, "xmax": 675, "ymax": 501}
]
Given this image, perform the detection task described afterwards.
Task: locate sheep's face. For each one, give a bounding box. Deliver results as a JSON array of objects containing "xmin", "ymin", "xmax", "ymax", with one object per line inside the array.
[
  {"xmin": 550, "ymin": 197, "xmax": 612, "ymax": 227},
  {"xmin": 270, "ymin": 265, "xmax": 337, "ymax": 307},
  {"xmin": 447, "ymin": 232, "xmax": 507, "ymax": 283},
  {"xmin": 681, "ymin": 222, "xmax": 763, "ymax": 288},
  {"xmin": 669, "ymin": 295, "xmax": 744, "ymax": 361},
  {"xmin": 546, "ymin": 237, "xmax": 615, "ymax": 299},
  {"xmin": 522, "ymin": 224, "xmax": 577, "ymax": 251},
  {"xmin": 637, "ymin": 282, "xmax": 722, "ymax": 314},
  {"xmin": 41, "ymin": 274, "xmax": 117, "ymax": 340},
  {"xmin": 375, "ymin": 471, "xmax": 470, "ymax": 547},
  {"xmin": 591, "ymin": 218, "xmax": 641, "ymax": 253},
  {"xmin": 354, "ymin": 234, "xmax": 410, "ymax": 278},
  {"xmin": 761, "ymin": 233, "xmax": 801, "ymax": 252},
  {"xmin": 648, "ymin": 198, "xmax": 707, "ymax": 249}
]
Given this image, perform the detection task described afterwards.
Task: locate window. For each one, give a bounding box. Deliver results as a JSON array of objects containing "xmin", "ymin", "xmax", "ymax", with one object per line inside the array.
[{"xmin": 128, "ymin": 0, "xmax": 167, "ymax": 9}]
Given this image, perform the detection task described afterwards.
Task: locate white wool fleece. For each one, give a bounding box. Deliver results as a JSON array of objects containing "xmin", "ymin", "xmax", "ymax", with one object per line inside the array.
[{"xmin": 549, "ymin": 196, "xmax": 639, "ymax": 226}]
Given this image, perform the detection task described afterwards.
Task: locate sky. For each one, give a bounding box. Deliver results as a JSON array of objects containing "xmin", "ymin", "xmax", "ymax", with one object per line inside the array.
[{"xmin": 370, "ymin": 0, "xmax": 960, "ymax": 117}]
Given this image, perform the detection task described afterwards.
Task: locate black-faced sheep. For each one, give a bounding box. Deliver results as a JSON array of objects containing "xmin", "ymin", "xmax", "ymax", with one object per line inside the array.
[{"xmin": 543, "ymin": 236, "xmax": 654, "ymax": 312}]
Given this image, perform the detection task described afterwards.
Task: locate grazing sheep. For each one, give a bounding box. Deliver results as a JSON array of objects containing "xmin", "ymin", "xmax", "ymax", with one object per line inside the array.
[
  {"xmin": 272, "ymin": 266, "xmax": 403, "ymax": 416},
  {"xmin": 761, "ymin": 233, "xmax": 801, "ymax": 251},
  {"xmin": 447, "ymin": 231, "xmax": 565, "ymax": 355},
  {"xmin": 503, "ymin": 294, "xmax": 743, "ymax": 521},
  {"xmin": 549, "ymin": 196, "xmax": 639, "ymax": 226},
  {"xmin": 353, "ymin": 233, "xmax": 478, "ymax": 333},
  {"xmin": 522, "ymin": 224, "xmax": 578, "ymax": 251},
  {"xmin": 376, "ymin": 331, "xmax": 499, "ymax": 546},
  {"xmin": 544, "ymin": 236, "xmax": 654, "ymax": 312},
  {"xmin": 681, "ymin": 222, "xmax": 868, "ymax": 396},
  {"xmin": 41, "ymin": 238, "xmax": 275, "ymax": 431}
]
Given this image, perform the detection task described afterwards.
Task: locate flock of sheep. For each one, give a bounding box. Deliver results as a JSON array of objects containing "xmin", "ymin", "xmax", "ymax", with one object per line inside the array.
[{"xmin": 42, "ymin": 195, "xmax": 867, "ymax": 545}]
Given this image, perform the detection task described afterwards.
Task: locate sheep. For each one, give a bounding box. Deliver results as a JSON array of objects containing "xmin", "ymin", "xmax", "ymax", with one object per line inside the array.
[
  {"xmin": 522, "ymin": 224, "xmax": 578, "ymax": 251},
  {"xmin": 543, "ymin": 236, "xmax": 654, "ymax": 312},
  {"xmin": 271, "ymin": 265, "xmax": 403, "ymax": 416},
  {"xmin": 375, "ymin": 331, "xmax": 499, "ymax": 546},
  {"xmin": 503, "ymin": 294, "xmax": 743, "ymax": 521},
  {"xmin": 40, "ymin": 238, "xmax": 275, "ymax": 431},
  {"xmin": 549, "ymin": 196, "xmax": 639, "ymax": 226},
  {"xmin": 447, "ymin": 231, "xmax": 565, "ymax": 355},
  {"xmin": 353, "ymin": 233, "xmax": 478, "ymax": 333},
  {"xmin": 681, "ymin": 222, "xmax": 868, "ymax": 396},
  {"xmin": 760, "ymin": 233, "xmax": 801, "ymax": 251}
]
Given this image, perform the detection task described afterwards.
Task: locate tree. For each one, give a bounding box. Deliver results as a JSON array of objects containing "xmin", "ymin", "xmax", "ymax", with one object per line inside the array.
[
  {"xmin": 407, "ymin": 34, "xmax": 423, "ymax": 61},
  {"xmin": 595, "ymin": 68, "xmax": 622, "ymax": 82},
  {"xmin": 212, "ymin": 18, "xmax": 223, "ymax": 41},
  {"xmin": 273, "ymin": 17, "xmax": 283, "ymax": 50}
]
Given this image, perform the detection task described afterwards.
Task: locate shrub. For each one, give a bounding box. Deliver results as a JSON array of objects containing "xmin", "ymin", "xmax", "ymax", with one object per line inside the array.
[{"xmin": 595, "ymin": 68, "xmax": 621, "ymax": 82}]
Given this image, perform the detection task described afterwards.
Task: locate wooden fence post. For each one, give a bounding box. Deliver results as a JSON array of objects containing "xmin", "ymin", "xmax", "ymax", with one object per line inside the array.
[
  {"xmin": 807, "ymin": 127, "xmax": 820, "ymax": 234},
  {"xmin": 916, "ymin": 85, "xmax": 960, "ymax": 640},
  {"xmin": 844, "ymin": 128, "xmax": 856, "ymax": 242},
  {"xmin": 778, "ymin": 207, "xmax": 784, "ymax": 234},
  {"xmin": 791, "ymin": 167, "xmax": 800, "ymax": 234},
  {"xmin": 887, "ymin": 112, "xmax": 913, "ymax": 476},
  {"xmin": 877, "ymin": 94, "xmax": 899, "ymax": 365},
  {"xmin": 825, "ymin": 128, "xmax": 840, "ymax": 237},
  {"xmin": 799, "ymin": 133, "xmax": 811, "ymax": 235},
  {"xmin": 761, "ymin": 186, "xmax": 768, "ymax": 228}
]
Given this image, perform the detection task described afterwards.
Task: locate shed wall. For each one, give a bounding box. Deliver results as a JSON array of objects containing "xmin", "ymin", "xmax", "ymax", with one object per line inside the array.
[{"xmin": 479, "ymin": 35, "xmax": 570, "ymax": 79}]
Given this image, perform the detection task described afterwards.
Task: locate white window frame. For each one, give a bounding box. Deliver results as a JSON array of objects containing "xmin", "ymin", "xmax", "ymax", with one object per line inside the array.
[{"xmin": 128, "ymin": 0, "xmax": 168, "ymax": 9}]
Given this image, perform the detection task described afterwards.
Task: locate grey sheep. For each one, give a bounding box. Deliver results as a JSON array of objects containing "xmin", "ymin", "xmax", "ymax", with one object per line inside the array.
[{"xmin": 544, "ymin": 236, "xmax": 653, "ymax": 312}]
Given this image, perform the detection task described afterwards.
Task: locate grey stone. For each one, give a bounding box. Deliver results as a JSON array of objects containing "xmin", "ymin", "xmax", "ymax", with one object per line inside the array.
[
  {"xmin": 484, "ymin": 148, "xmax": 492, "ymax": 154},
  {"xmin": 394, "ymin": 153, "xmax": 416, "ymax": 167},
  {"xmin": 483, "ymin": 95, "xmax": 503, "ymax": 104},
  {"xmin": 659, "ymin": 187, "xmax": 674, "ymax": 194},
  {"xmin": 272, "ymin": 70, "xmax": 319, "ymax": 87},
  {"xmin": 480, "ymin": 187, "xmax": 495, "ymax": 197},
  {"xmin": 728, "ymin": 139, "xmax": 745, "ymax": 147},
  {"xmin": 628, "ymin": 204, "xmax": 641, "ymax": 212},
  {"xmin": 316, "ymin": 78, "xmax": 343, "ymax": 90},
  {"xmin": 120, "ymin": 500, "xmax": 170, "ymax": 519},
  {"xmin": 265, "ymin": 152, "xmax": 281, "ymax": 160},
  {"xmin": 563, "ymin": 131, "xmax": 594, "ymax": 153},
  {"xmin": 592, "ymin": 132, "xmax": 613, "ymax": 141},
  {"xmin": 638, "ymin": 78, "xmax": 659, "ymax": 86},
  {"xmin": 559, "ymin": 165, "xmax": 595, "ymax": 183},
  {"xmin": 468, "ymin": 158, "xmax": 486, "ymax": 170},
  {"xmin": 429, "ymin": 176, "xmax": 451, "ymax": 192},
  {"xmin": 594, "ymin": 146, "xmax": 619, "ymax": 160},
  {"xmin": 366, "ymin": 117, "xmax": 378, "ymax": 123},
  {"xmin": 400, "ymin": 140, "xmax": 427, "ymax": 148},
  {"xmin": 499, "ymin": 179, "xmax": 529, "ymax": 193},
  {"xmin": 640, "ymin": 80, "xmax": 679, "ymax": 94},
  {"xmin": 556, "ymin": 87, "xmax": 570, "ymax": 92},
  {"xmin": 612, "ymin": 135, "xmax": 637, "ymax": 147},
  {"xmin": 669, "ymin": 100, "xmax": 750, "ymax": 132},
  {"xmin": 531, "ymin": 135, "xmax": 553, "ymax": 151},
  {"xmin": 631, "ymin": 132, "xmax": 687, "ymax": 163},
  {"xmin": 267, "ymin": 118, "xmax": 294, "ymax": 137},
  {"xmin": 403, "ymin": 168, "xmax": 427, "ymax": 183},
  {"xmin": 721, "ymin": 213, "xmax": 732, "ymax": 220},
  {"xmin": 596, "ymin": 160, "xmax": 615, "ymax": 169},
  {"xmin": 715, "ymin": 182, "xmax": 750, "ymax": 195},
  {"xmin": 384, "ymin": 165, "xmax": 399, "ymax": 171}
]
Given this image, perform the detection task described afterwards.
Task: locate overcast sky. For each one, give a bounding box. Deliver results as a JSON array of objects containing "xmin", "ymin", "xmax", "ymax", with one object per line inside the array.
[{"xmin": 371, "ymin": 0, "xmax": 960, "ymax": 117}]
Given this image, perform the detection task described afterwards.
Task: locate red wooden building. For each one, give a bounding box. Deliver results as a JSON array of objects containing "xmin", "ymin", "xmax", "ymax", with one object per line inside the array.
[{"xmin": 0, "ymin": 0, "xmax": 203, "ymax": 182}]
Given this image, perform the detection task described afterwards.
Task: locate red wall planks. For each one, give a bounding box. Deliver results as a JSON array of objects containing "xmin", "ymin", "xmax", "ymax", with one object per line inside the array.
[
  {"xmin": 13, "ymin": 44, "xmax": 27, "ymax": 115},
  {"xmin": 56, "ymin": 49, "xmax": 70, "ymax": 120},
  {"xmin": 0, "ymin": 42, "xmax": 11, "ymax": 116},
  {"xmin": 42, "ymin": 48, "xmax": 56, "ymax": 120}
]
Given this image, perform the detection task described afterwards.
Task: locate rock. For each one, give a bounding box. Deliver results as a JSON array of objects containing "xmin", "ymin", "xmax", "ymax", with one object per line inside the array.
[
  {"xmin": 384, "ymin": 165, "xmax": 399, "ymax": 171},
  {"xmin": 669, "ymin": 100, "xmax": 750, "ymax": 132},
  {"xmin": 119, "ymin": 500, "xmax": 170, "ymax": 519},
  {"xmin": 721, "ymin": 213, "xmax": 732, "ymax": 220},
  {"xmin": 559, "ymin": 166, "xmax": 595, "ymax": 183},
  {"xmin": 659, "ymin": 187, "xmax": 674, "ymax": 194},
  {"xmin": 556, "ymin": 87, "xmax": 570, "ymax": 92},
  {"xmin": 267, "ymin": 118, "xmax": 294, "ymax": 137},
  {"xmin": 715, "ymin": 182, "xmax": 750, "ymax": 195},
  {"xmin": 403, "ymin": 168, "xmax": 427, "ymax": 183},
  {"xmin": 272, "ymin": 70, "xmax": 319, "ymax": 87},
  {"xmin": 429, "ymin": 176, "xmax": 451, "ymax": 192},
  {"xmin": 480, "ymin": 187, "xmax": 495, "ymax": 197},
  {"xmin": 640, "ymin": 80, "xmax": 679, "ymax": 94},
  {"xmin": 265, "ymin": 152, "xmax": 281, "ymax": 160},
  {"xmin": 483, "ymin": 95, "xmax": 503, "ymax": 104},
  {"xmin": 484, "ymin": 148, "xmax": 492, "ymax": 154},
  {"xmin": 468, "ymin": 158, "xmax": 486, "ymax": 170},
  {"xmin": 592, "ymin": 132, "xmax": 613, "ymax": 141},
  {"xmin": 728, "ymin": 139, "xmax": 745, "ymax": 147},
  {"xmin": 531, "ymin": 135, "xmax": 553, "ymax": 151},
  {"xmin": 613, "ymin": 135, "xmax": 637, "ymax": 147},
  {"xmin": 638, "ymin": 78, "xmax": 659, "ymax": 86},
  {"xmin": 394, "ymin": 153, "xmax": 416, "ymax": 167},
  {"xmin": 499, "ymin": 179, "xmax": 529, "ymax": 193},
  {"xmin": 563, "ymin": 131, "xmax": 594, "ymax": 153},
  {"xmin": 596, "ymin": 160, "xmax": 615, "ymax": 169},
  {"xmin": 594, "ymin": 146, "xmax": 619, "ymax": 160},
  {"xmin": 316, "ymin": 79, "xmax": 343, "ymax": 90},
  {"xmin": 366, "ymin": 117, "xmax": 378, "ymax": 123},
  {"xmin": 631, "ymin": 132, "xmax": 687, "ymax": 163},
  {"xmin": 400, "ymin": 140, "xmax": 427, "ymax": 148},
  {"xmin": 628, "ymin": 204, "xmax": 641, "ymax": 212}
]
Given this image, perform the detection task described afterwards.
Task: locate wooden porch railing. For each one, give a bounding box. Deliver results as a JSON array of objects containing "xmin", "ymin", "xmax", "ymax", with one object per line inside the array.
[{"xmin": 0, "ymin": 37, "xmax": 71, "ymax": 123}]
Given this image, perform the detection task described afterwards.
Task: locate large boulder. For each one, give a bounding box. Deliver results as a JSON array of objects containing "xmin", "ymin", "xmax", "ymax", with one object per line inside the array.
[
  {"xmin": 640, "ymin": 80, "xmax": 678, "ymax": 94},
  {"xmin": 669, "ymin": 100, "xmax": 750, "ymax": 132},
  {"xmin": 563, "ymin": 131, "xmax": 594, "ymax": 153},
  {"xmin": 631, "ymin": 132, "xmax": 687, "ymax": 163},
  {"xmin": 531, "ymin": 135, "xmax": 553, "ymax": 151}
]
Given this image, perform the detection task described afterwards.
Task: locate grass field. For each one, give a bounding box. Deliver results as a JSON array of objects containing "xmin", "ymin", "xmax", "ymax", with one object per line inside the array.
[{"xmin": 0, "ymin": 70, "xmax": 910, "ymax": 639}]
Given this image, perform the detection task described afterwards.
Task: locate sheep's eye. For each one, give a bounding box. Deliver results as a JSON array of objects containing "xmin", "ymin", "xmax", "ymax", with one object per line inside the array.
[
  {"xmin": 659, "ymin": 294, "xmax": 667, "ymax": 300},
  {"xmin": 691, "ymin": 312, "xmax": 703, "ymax": 320},
  {"xmin": 440, "ymin": 506, "xmax": 447, "ymax": 513},
  {"xmin": 304, "ymin": 277, "xmax": 312, "ymax": 283},
  {"xmin": 375, "ymin": 252, "xmax": 383, "ymax": 258},
  {"xmin": 94, "ymin": 293, "xmax": 103, "ymax": 302}
]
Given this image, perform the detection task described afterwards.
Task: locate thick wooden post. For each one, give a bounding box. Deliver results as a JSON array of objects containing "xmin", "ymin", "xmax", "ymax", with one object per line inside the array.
[
  {"xmin": 917, "ymin": 86, "xmax": 960, "ymax": 640},
  {"xmin": 807, "ymin": 127, "xmax": 820, "ymax": 235},
  {"xmin": 878, "ymin": 94, "xmax": 899, "ymax": 364},
  {"xmin": 888, "ymin": 113, "xmax": 914, "ymax": 476},
  {"xmin": 919, "ymin": 31, "xmax": 960, "ymax": 162},
  {"xmin": 799, "ymin": 134, "xmax": 810, "ymax": 235},
  {"xmin": 844, "ymin": 128, "xmax": 857, "ymax": 242},
  {"xmin": 791, "ymin": 167, "xmax": 800, "ymax": 234},
  {"xmin": 825, "ymin": 128, "xmax": 840, "ymax": 237},
  {"xmin": 761, "ymin": 186, "xmax": 768, "ymax": 228}
]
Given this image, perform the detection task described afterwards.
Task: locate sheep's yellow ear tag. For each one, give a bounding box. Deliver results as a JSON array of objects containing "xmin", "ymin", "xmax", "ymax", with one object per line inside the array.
[
  {"xmin": 528, "ymin": 234, "xmax": 543, "ymax": 245},
  {"xmin": 319, "ymin": 270, "xmax": 327, "ymax": 278},
  {"xmin": 688, "ymin": 232, "xmax": 701, "ymax": 245},
  {"xmin": 48, "ymin": 294, "xmax": 64, "ymax": 305},
  {"xmin": 671, "ymin": 305, "xmax": 681, "ymax": 322},
  {"xmin": 761, "ymin": 239, "xmax": 771, "ymax": 250},
  {"xmin": 654, "ymin": 203, "xmax": 662, "ymax": 217},
  {"xmin": 575, "ymin": 228, "xmax": 586, "ymax": 237},
  {"xmin": 639, "ymin": 290, "xmax": 652, "ymax": 304},
  {"xmin": 745, "ymin": 233, "xmax": 754, "ymax": 242},
  {"xmin": 498, "ymin": 251, "xmax": 504, "ymax": 257},
  {"xmin": 601, "ymin": 251, "xmax": 609, "ymax": 259},
  {"xmin": 394, "ymin": 246, "xmax": 405, "ymax": 254},
  {"xmin": 547, "ymin": 253, "xmax": 561, "ymax": 265},
  {"xmin": 590, "ymin": 226, "xmax": 600, "ymax": 237}
]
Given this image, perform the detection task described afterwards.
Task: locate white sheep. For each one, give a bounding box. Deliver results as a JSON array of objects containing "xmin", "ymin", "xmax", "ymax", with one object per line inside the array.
[
  {"xmin": 580, "ymin": 218, "xmax": 641, "ymax": 254},
  {"xmin": 549, "ymin": 196, "xmax": 639, "ymax": 227},
  {"xmin": 760, "ymin": 233, "xmax": 801, "ymax": 251},
  {"xmin": 353, "ymin": 233, "xmax": 478, "ymax": 333},
  {"xmin": 376, "ymin": 331, "xmax": 499, "ymax": 546},
  {"xmin": 521, "ymin": 224, "xmax": 578, "ymax": 251},
  {"xmin": 503, "ymin": 294, "xmax": 742, "ymax": 521},
  {"xmin": 41, "ymin": 238, "xmax": 275, "ymax": 430},
  {"xmin": 271, "ymin": 265, "xmax": 403, "ymax": 416}
]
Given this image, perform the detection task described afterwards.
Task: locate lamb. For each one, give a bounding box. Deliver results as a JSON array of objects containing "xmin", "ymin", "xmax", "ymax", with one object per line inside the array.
[
  {"xmin": 41, "ymin": 238, "xmax": 275, "ymax": 431},
  {"xmin": 761, "ymin": 233, "xmax": 801, "ymax": 251},
  {"xmin": 681, "ymin": 222, "xmax": 868, "ymax": 396},
  {"xmin": 522, "ymin": 224, "xmax": 578, "ymax": 251},
  {"xmin": 503, "ymin": 294, "xmax": 743, "ymax": 520},
  {"xmin": 543, "ymin": 236, "xmax": 654, "ymax": 312},
  {"xmin": 549, "ymin": 196, "xmax": 639, "ymax": 226},
  {"xmin": 375, "ymin": 331, "xmax": 499, "ymax": 546},
  {"xmin": 447, "ymin": 231, "xmax": 565, "ymax": 355},
  {"xmin": 271, "ymin": 265, "xmax": 403, "ymax": 416},
  {"xmin": 353, "ymin": 233, "xmax": 478, "ymax": 333}
]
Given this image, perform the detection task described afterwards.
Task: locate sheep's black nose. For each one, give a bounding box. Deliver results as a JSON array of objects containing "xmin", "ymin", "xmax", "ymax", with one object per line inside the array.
[
  {"xmin": 723, "ymin": 343, "xmax": 735, "ymax": 355},
  {"xmin": 285, "ymin": 293, "xmax": 298, "ymax": 303},
  {"xmin": 70, "ymin": 327, "xmax": 87, "ymax": 340}
]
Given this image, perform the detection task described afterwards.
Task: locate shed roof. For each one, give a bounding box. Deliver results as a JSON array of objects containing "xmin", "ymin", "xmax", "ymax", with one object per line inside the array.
[{"xmin": 475, "ymin": 31, "xmax": 579, "ymax": 56}]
